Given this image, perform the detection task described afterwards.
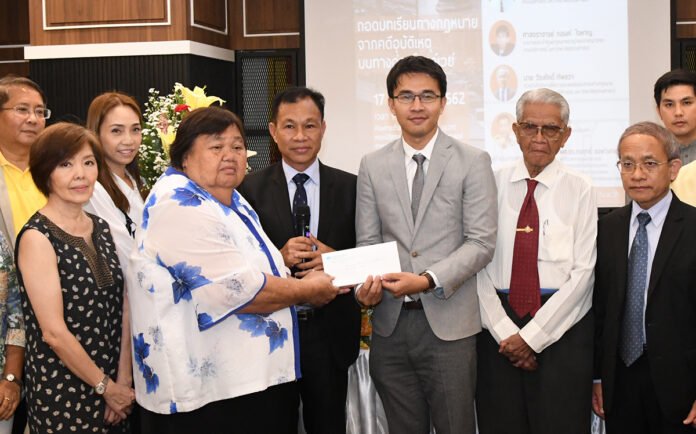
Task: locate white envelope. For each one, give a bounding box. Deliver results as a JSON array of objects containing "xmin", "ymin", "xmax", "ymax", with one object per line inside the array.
[{"xmin": 321, "ymin": 241, "xmax": 402, "ymax": 287}]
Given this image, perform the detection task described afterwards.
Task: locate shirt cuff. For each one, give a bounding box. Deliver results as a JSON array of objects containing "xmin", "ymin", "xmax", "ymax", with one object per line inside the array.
[
  {"xmin": 518, "ymin": 320, "xmax": 551, "ymax": 353},
  {"xmin": 490, "ymin": 316, "xmax": 520, "ymax": 344},
  {"xmin": 426, "ymin": 270, "xmax": 445, "ymax": 298}
]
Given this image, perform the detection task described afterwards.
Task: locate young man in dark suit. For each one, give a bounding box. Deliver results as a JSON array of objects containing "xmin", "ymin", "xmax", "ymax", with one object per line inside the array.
[
  {"xmin": 593, "ymin": 121, "xmax": 696, "ymax": 433},
  {"xmin": 237, "ymin": 87, "xmax": 361, "ymax": 434}
]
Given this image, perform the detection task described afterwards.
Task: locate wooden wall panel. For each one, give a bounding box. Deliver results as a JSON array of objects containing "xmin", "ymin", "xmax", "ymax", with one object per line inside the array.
[
  {"xmin": 44, "ymin": 0, "xmax": 168, "ymax": 26},
  {"xmin": 229, "ymin": 0, "xmax": 300, "ymax": 50},
  {"xmin": 0, "ymin": 0, "xmax": 30, "ymax": 45},
  {"xmin": 25, "ymin": 0, "xmax": 300, "ymax": 51},
  {"xmin": 0, "ymin": 0, "xmax": 30, "ymax": 78},
  {"xmin": 29, "ymin": 0, "xmax": 186, "ymax": 45},
  {"xmin": 190, "ymin": 0, "xmax": 229, "ymax": 48},
  {"xmin": 676, "ymin": 0, "xmax": 696, "ymax": 38},
  {"xmin": 192, "ymin": 0, "xmax": 227, "ymax": 31},
  {"xmin": 245, "ymin": 0, "xmax": 299, "ymax": 34},
  {"xmin": 676, "ymin": 0, "xmax": 696, "ymax": 21},
  {"xmin": 0, "ymin": 63, "xmax": 30, "ymax": 77}
]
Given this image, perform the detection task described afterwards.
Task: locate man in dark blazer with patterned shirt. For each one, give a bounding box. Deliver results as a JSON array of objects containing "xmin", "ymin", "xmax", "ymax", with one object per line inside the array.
[
  {"xmin": 593, "ymin": 121, "xmax": 696, "ymax": 433},
  {"xmin": 237, "ymin": 87, "xmax": 361, "ymax": 434}
]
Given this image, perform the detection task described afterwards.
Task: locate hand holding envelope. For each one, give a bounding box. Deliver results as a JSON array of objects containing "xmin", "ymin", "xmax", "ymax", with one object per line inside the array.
[{"xmin": 321, "ymin": 241, "xmax": 402, "ymax": 287}]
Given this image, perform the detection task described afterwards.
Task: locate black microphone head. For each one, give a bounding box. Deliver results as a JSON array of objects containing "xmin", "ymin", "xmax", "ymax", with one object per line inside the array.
[{"xmin": 295, "ymin": 204, "xmax": 310, "ymax": 219}]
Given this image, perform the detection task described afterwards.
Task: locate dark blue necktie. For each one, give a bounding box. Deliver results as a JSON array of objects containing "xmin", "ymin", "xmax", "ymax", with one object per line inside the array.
[
  {"xmin": 292, "ymin": 173, "xmax": 309, "ymax": 214},
  {"xmin": 619, "ymin": 211, "xmax": 651, "ymax": 367}
]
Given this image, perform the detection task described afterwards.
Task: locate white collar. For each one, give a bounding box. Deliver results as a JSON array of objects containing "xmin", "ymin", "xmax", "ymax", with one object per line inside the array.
[{"xmin": 282, "ymin": 158, "xmax": 320, "ymax": 185}]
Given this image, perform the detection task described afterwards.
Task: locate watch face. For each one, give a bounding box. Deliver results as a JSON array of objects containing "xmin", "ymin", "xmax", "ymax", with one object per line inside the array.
[
  {"xmin": 96, "ymin": 384, "xmax": 105, "ymax": 394},
  {"xmin": 5, "ymin": 374, "xmax": 14, "ymax": 382}
]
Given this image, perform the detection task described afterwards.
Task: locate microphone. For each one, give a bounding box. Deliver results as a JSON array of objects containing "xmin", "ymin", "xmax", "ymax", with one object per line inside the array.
[
  {"xmin": 294, "ymin": 204, "xmax": 311, "ymax": 238},
  {"xmin": 294, "ymin": 205, "xmax": 311, "ymax": 267}
]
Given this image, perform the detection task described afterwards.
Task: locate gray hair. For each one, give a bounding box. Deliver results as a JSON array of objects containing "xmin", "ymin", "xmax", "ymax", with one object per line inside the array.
[
  {"xmin": 617, "ymin": 121, "xmax": 681, "ymax": 160},
  {"xmin": 515, "ymin": 88, "xmax": 570, "ymax": 124}
]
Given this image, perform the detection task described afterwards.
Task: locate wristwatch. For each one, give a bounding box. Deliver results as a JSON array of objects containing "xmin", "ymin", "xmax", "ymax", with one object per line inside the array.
[
  {"xmin": 419, "ymin": 271, "xmax": 436, "ymax": 294},
  {"xmin": 2, "ymin": 373, "xmax": 21, "ymax": 389},
  {"xmin": 95, "ymin": 374, "xmax": 109, "ymax": 395}
]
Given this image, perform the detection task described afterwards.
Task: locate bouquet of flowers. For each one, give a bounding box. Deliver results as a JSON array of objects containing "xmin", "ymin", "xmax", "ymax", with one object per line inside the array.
[{"xmin": 139, "ymin": 83, "xmax": 256, "ymax": 190}]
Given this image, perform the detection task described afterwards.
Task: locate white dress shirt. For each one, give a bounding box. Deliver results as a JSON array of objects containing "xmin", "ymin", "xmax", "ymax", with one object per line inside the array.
[
  {"xmin": 477, "ymin": 158, "xmax": 597, "ymax": 353},
  {"xmin": 629, "ymin": 190, "xmax": 672, "ymax": 342},
  {"xmin": 402, "ymin": 131, "xmax": 442, "ymax": 296},
  {"xmin": 282, "ymin": 159, "xmax": 320, "ymax": 237},
  {"xmin": 403, "ymin": 130, "xmax": 438, "ymax": 199}
]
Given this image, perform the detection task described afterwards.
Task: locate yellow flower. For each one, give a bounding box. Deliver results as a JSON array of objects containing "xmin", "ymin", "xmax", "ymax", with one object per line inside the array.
[
  {"xmin": 175, "ymin": 83, "xmax": 224, "ymax": 110},
  {"xmin": 158, "ymin": 125, "xmax": 176, "ymax": 155}
]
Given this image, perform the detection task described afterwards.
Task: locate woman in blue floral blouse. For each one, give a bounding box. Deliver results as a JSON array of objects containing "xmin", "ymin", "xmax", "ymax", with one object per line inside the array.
[{"xmin": 127, "ymin": 106, "xmax": 344, "ymax": 434}]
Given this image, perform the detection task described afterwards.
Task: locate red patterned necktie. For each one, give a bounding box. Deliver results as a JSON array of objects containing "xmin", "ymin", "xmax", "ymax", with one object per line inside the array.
[{"xmin": 509, "ymin": 179, "xmax": 540, "ymax": 318}]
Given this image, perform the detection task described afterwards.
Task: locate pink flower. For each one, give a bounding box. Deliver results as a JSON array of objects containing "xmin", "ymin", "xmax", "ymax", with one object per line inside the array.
[
  {"xmin": 157, "ymin": 113, "xmax": 169, "ymax": 133},
  {"xmin": 175, "ymin": 104, "xmax": 191, "ymax": 113}
]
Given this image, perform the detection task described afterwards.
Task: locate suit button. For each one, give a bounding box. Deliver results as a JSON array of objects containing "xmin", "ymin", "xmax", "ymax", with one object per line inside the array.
[{"xmin": 412, "ymin": 252, "xmax": 418, "ymax": 257}]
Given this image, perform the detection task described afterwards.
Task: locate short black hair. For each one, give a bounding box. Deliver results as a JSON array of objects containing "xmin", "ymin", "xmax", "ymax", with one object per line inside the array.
[
  {"xmin": 169, "ymin": 106, "xmax": 246, "ymax": 169},
  {"xmin": 0, "ymin": 74, "xmax": 46, "ymax": 108},
  {"xmin": 653, "ymin": 69, "xmax": 696, "ymax": 106},
  {"xmin": 30, "ymin": 123, "xmax": 103, "ymax": 197},
  {"xmin": 386, "ymin": 56, "xmax": 447, "ymax": 98},
  {"xmin": 270, "ymin": 87, "xmax": 325, "ymax": 123}
]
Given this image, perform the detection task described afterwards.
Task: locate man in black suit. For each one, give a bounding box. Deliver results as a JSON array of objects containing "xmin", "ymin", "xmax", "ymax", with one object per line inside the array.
[
  {"xmin": 237, "ymin": 87, "xmax": 361, "ymax": 434},
  {"xmin": 593, "ymin": 121, "xmax": 696, "ymax": 433}
]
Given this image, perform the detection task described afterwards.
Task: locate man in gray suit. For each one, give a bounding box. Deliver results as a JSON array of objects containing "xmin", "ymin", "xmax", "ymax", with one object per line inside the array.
[{"xmin": 355, "ymin": 55, "xmax": 498, "ymax": 434}]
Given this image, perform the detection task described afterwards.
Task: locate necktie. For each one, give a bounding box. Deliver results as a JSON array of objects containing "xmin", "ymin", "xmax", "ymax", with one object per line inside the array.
[
  {"xmin": 509, "ymin": 179, "xmax": 540, "ymax": 318},
  {"xmin": 411, "ymin": 154, "xmax": 426, "ymax": 221},
  {"xmin": 292, "ymin": 173, "xmax": 309, "ymax": 214},
  {"xmin": 619, "ymin": 211, "xmax": 651, "ymax": 367}
]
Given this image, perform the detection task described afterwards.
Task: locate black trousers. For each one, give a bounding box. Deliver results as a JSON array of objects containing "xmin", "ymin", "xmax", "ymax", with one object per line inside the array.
[
  {"xmin": 140, "ymin": 382, "xmax": 298, "ymax": 434},
  {"xmin": 297, "ymin": 314, "xmax": 349, "ymax": 434},
  {"xmin": 605, "ymin": 354, "xmax": 694, "ymax": 434},
  {"xmin": 476, "ymin": 293, "xmax": 594, "ymax": 434}
]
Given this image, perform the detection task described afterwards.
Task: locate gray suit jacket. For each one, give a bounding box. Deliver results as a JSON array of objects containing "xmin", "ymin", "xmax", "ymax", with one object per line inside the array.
[
  {"xmin": 0, "ymin": 166, "xmax": 16, "ymax": 247},
  {"xmin": 356, "ymin": 130, "xmax": 498, "ymax": 341}
]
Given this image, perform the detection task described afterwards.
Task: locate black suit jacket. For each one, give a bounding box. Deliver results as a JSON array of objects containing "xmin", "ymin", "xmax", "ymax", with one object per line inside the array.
[
  {"xmin": 594, "ymin": 195, "xmax": 696, "ymax": 422},
  {"xmin": 237, "ymin": 161, "xmax": 361, "ymax": 369}
]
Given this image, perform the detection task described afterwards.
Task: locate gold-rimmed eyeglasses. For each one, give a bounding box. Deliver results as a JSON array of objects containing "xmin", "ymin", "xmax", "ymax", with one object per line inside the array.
[
  {"xmin": 515, "ymin": 122, "xmax": 566, "ymax": 140},
  {"xmin": 0, "ymin": 105, "xmax": 51, "ymax": 120},
  {"xmin": 616, "ymin": 160, "xmax": 669, "ymax": 174}
]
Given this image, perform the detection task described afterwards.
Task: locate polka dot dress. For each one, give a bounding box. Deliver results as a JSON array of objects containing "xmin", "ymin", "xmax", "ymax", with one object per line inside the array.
[{"xmin": 17, "ymin": 212, "xmax": 128, "ymax": 433}]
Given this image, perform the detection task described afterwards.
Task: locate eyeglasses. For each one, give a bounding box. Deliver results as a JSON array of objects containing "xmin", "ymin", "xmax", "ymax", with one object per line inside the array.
[
  {"xmin": 0, "ymin": 105, "xmax": 51, "ymax": 119},
  {"xmin": 616, "ymin": 160, "xmax": 669, "ymax": 174},
  {"xmin": 393, "ymin": 92, "xmax": 442, "ymax": 105},
  {"xmin": 516, "ymin": 122, "xmax": 566, "ymax": 140}
]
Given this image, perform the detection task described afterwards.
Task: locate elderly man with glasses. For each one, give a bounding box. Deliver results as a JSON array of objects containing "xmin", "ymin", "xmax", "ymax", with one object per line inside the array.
[
  {"xmin": 0, "ymin": 75, "xmax": 49, "ymax": 434},
  {"xmin": 594, "ymin": 121, "xmax": 696, "ymax": 433},
  {"xmin": 0, "ymin": 75, "xmax": 50, "ymax": 244},
  {"xmin": 476, "ymin": 88, "xmax": 597, "ymax": 434}
]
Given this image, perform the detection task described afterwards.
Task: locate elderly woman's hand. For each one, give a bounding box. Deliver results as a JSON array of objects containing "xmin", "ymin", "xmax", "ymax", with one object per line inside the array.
[
  {"xmin": 300, "ymin": 271, "xmax": 342, "ymax": 306},
  {"xmin": 102, "ymin": 380, "xmax": 135, "ymax": 420}
]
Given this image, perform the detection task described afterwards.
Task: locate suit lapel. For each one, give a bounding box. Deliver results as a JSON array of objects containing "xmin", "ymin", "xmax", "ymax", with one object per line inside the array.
[
  {"xmin": 647, "ymin": 197, "xmax": 684, "ymax": 299},
  {"xmin": 613, "ymin": 205, "xmax": 632, "ymax": 308},
  {"xmin": 317, "ymin": 162, "xmax": 332, "ymax": 241},
  {"xmin": 414, "ymin": 132, "xmax": 451, "ymax": 231},
  {"xmin": 387, "ymin": 140, "xmax": 414, "ymax": 232},
  {"xmin": 269, "ymin": 164, "xmax": 295, "ymax": 238}
]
